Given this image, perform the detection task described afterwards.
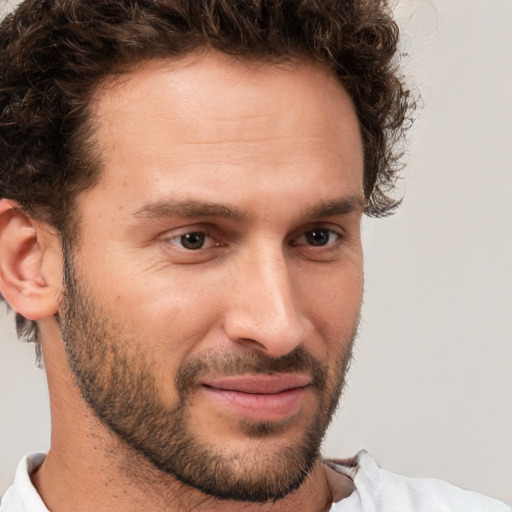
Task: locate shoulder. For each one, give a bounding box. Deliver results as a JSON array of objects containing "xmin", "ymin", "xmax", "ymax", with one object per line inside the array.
[
  {"xmin": 0, "ymin": 453, "xmax": 47, "ymax": 512},
  {"xmin": 327, "ymin": 451, "xmax": 511, "ymax": 512}
]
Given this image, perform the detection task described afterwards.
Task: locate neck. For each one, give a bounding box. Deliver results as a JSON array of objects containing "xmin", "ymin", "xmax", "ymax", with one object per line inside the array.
[{"xmin": 32, "ymin": 442, "xmax": 335, "ymax": 512}]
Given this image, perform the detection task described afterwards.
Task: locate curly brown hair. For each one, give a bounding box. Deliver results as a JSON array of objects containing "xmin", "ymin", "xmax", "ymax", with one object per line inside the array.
[{"xmin": 0, "ymin": 0, "xmax": 415, "ymax": 342}]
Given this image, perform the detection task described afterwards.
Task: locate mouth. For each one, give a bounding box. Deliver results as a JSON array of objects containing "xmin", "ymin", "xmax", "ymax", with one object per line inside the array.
[{"xmin": 200, "ymin": 374, "xmax": 312, "ymax": 421}]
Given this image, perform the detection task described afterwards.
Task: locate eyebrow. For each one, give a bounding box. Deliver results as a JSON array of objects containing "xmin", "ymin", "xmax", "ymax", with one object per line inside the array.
[
  {"xmin": 306, "ymin": 195, "xmax": 365, "ymax": 218},
  {"xmin": 133, "ymin": 194, "xmax": 365, "ymax": 222},
  {"xmin": 133, "ymin": 200, "xmax": 246, "ymax": 221}
]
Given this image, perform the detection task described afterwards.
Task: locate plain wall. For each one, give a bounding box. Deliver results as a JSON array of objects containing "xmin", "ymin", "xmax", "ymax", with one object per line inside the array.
[{"xmin": 1, "ymin": 0, "xmax": 511, "ymax": 503}]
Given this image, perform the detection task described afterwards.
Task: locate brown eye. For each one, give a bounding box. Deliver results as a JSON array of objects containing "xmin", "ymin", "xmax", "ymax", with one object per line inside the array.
[
  {"xmin": 180, "ymin": 232, "xmax": 205, "ymax": 250},
  {"xmin": 167, "ymin": 231, "xmax": 216, "ymax": 250},
  {"xmin": 305, "ymin": 229, "xmax": 331, "ymax": 246},
  {"xmin": 293, "ymin": 228, "xmax": 341, "ymax": 247}
]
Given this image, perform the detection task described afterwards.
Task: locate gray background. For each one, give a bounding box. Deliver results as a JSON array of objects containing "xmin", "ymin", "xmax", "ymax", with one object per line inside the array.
[{"xmin": 1, "ymin": 0, "xmax": 511, "ymax": 503}]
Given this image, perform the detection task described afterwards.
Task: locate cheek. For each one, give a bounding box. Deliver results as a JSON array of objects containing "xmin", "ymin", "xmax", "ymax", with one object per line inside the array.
[
  {"xmin": 298, "ymin": 262, "xmax": 363, "ymax": 343},
  {"xmin": 93, "ymin": 266, "xmax": 225, "ymax": 359}
]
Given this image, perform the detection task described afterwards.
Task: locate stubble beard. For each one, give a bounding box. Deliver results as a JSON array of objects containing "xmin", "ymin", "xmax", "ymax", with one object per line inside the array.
[{"xmin": 59, "ymin": 248, "xmax": 357, "ymax": 503}]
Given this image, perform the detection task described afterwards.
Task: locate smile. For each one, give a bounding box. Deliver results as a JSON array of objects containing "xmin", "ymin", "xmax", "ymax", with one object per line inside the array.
[{"xmin": 200, "ymin": 374, "xmax": 312, "ymax": 421}]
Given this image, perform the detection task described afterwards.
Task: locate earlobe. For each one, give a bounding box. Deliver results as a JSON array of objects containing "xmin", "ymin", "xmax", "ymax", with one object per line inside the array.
[{"xmin": 0, "ymin": 199, "xmax": 61, "ymax": 321}]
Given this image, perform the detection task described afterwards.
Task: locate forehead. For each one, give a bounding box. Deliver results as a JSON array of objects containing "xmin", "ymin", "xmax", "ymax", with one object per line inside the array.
[
  {"xmin": 92, "ymin": 51, "xmax": 358, "ymax": 127},
  {"xmin": 83, "ymin": 51, "xmax": 363, "ymax": 216}
]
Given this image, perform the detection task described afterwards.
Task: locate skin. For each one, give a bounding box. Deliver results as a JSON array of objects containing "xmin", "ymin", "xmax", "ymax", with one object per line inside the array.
[{"xmin": 0, "ymin": 51, "xmax": 364, "ymax": 511}]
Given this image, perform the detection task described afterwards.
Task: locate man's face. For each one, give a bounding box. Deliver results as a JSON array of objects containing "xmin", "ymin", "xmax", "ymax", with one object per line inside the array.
[{"xmin": 60, "ymin": 52, "xmax": 364, "ymax": 502}]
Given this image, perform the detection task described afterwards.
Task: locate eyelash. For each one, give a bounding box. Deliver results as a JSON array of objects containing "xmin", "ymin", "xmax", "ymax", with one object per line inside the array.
[
  {"xmin": 166, "ymin": 231, "xmax": 220, "ymax": 251},
  {"xmin": 290, "ymin": 228, "xmax": 342, "ymax": 248},
  {"xmin": 165, "ymin": 227, "xmax": 343, "ymax": 251}
]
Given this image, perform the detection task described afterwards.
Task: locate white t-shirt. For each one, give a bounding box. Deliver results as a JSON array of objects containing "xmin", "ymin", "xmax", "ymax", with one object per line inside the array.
[{"xmin": 1, "ymin": 451, "xmax": 510, "ymax": 511}]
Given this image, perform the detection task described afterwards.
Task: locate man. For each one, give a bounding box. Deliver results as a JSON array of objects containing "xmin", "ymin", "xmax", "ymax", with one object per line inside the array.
[{"xmin": 0, "ymin": 1, "xmax": 509, "ymax": 511}]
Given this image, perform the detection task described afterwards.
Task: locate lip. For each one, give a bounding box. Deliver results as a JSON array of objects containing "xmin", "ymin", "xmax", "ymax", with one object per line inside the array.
[{"xmin": 200, "ymin": 373, "xmax": 312, "ymax": 421}]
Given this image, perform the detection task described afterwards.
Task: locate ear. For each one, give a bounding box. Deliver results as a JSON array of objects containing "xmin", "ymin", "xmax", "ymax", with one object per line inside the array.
[{"xmin": 0, "ymin": 199, "xmax": 62, "ymax": 321}]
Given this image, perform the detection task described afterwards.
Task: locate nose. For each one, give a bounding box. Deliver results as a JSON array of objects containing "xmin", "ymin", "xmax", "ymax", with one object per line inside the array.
[{"xmin": 223, "ymin": 247, "xmax": 314, "ymax": 357}]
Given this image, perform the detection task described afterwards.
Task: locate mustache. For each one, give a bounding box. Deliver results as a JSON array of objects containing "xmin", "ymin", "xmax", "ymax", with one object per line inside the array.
[{"xmin": 175, "ymin": 346, "xmax": 328, "ymax": 397}]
